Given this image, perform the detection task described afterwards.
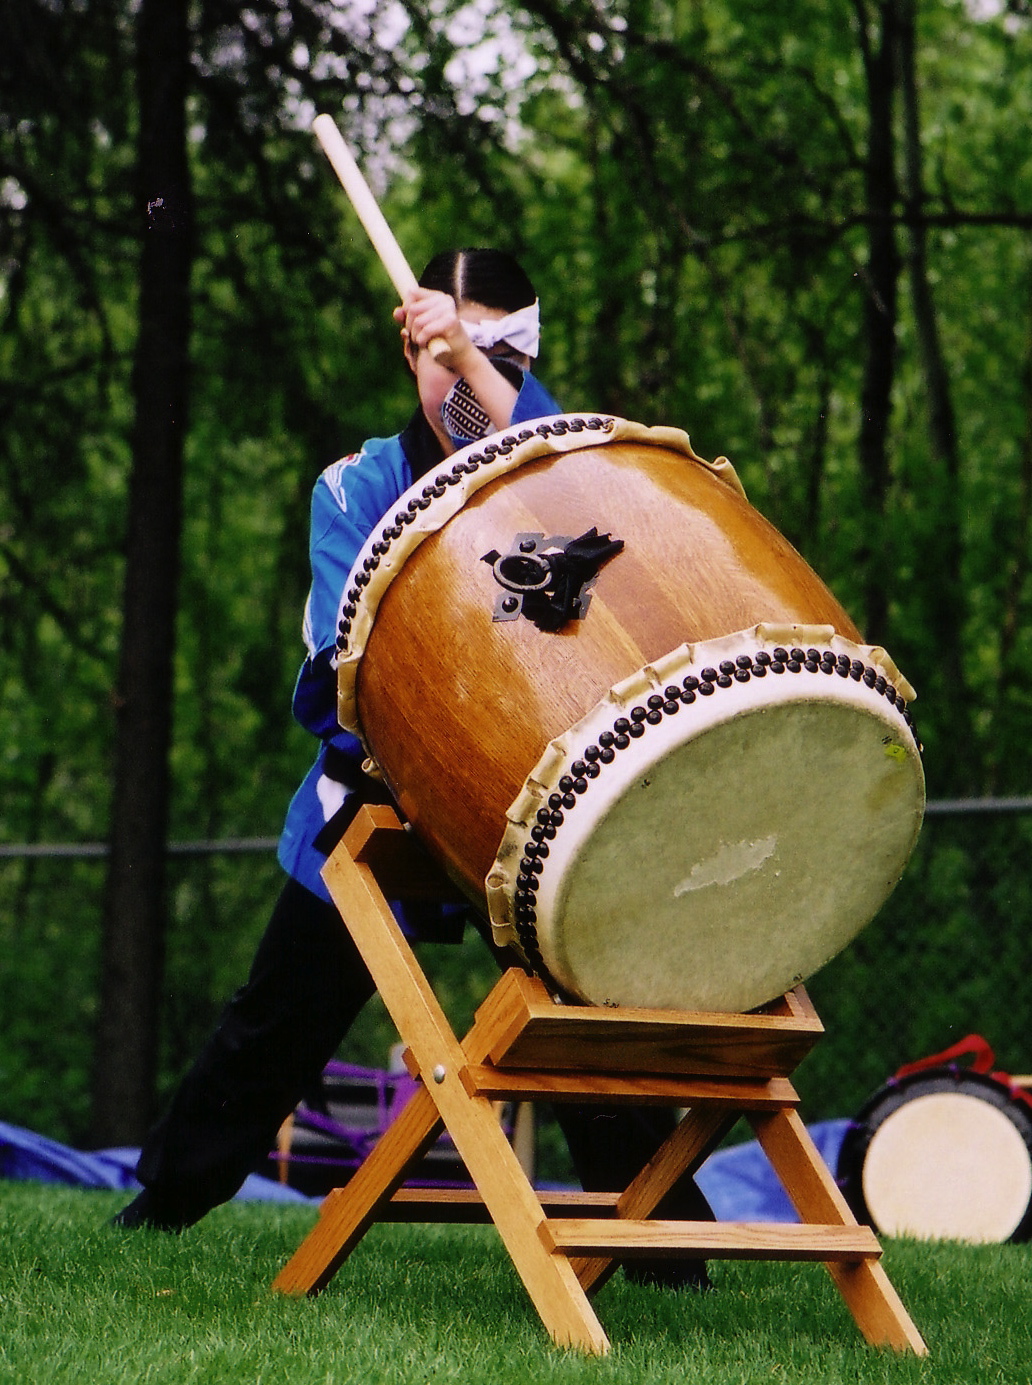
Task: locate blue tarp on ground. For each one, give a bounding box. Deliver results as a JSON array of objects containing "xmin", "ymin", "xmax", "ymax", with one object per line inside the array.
[
  {"xmin": 0, "ymin": 1120, "xmax": 313, "ymax": 1204},
  {"xmin": 695, "ymin": 1118, "xmax": 850, "ymax": 1221},
  {"xmin": 0, "ymin": 1116, "xmax": 851, "ymax": 1218}
]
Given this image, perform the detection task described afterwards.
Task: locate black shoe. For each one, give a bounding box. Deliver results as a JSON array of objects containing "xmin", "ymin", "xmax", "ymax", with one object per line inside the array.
[
  {"xmin": 624, "ymin": 1259, "xmax": 713, "ymax": 1292},
  {"xmin": 109, "ymin": 1190, "xmax": 195, "ymax": 1233}
]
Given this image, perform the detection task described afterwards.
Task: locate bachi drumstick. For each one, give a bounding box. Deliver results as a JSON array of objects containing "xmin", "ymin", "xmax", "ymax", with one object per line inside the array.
[{"xmin": 312, "ymin": 114, "xmax": 447, "ymax": 360}]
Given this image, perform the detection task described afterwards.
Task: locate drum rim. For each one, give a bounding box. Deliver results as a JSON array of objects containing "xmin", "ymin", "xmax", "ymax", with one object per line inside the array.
[
  {"xmin": 838, "ymin": 1068, "xmax": 1032, "ymax": 1243},
  {"xmin": 331, "ymin": 413, "xmax": 748, "ymax": 751}
]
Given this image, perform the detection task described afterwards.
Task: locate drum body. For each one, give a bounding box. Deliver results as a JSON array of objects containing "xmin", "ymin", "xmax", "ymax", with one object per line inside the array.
[
  {"xmin": 335, "ymin": 415, "xmax": 924, "ymax": 1012},
  {"xmin": 838, "ymin": 1069, "xmax": 1032, "ymax": 1243}
]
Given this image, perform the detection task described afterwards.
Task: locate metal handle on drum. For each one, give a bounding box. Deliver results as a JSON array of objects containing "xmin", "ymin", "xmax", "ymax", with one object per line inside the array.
[{"xmin": 482, "ymin": 528, "xmax": 624, "ymax": 631}]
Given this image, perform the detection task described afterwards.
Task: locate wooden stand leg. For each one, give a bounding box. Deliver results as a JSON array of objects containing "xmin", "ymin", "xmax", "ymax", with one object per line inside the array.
[
  {"xmin": 750, "ymin": 1108, "xmax": 927, "ymax": 1355},
  {"xmin": 273, "ymin": 1082, "xmax": 442, "ymax": 1296},
  {"xmin": 274, "ymin": 815, "xmax": 611, "ymax": 1354},
  {"xmin": 572, "ymin": 1106, "xmax": 736, "ymax": 1292}
]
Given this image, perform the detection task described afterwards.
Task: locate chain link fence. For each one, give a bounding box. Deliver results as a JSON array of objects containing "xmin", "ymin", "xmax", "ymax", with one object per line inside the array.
[{"xmin": 3, "ymin": 802, "xmax": 1031, "ymax": 1155}]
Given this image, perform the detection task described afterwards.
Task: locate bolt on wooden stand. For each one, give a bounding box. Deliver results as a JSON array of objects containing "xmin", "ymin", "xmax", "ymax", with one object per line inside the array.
[{"xmin": 272, "ymin": 804, "xmax": 927, "ymax": 1358}]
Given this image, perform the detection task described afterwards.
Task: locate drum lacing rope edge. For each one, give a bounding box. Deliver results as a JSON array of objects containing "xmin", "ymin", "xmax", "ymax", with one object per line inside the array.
[
  {"xmin": 509, "ymin": 644, "xmax": 922, "ymax": 979},
  {"xmin": 334, "ymin": 415, "xmax": 615, "ymax": 657}
]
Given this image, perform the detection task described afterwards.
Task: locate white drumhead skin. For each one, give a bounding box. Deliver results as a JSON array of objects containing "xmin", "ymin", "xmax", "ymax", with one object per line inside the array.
[
  {"xmin": 551, "ymin": 701, "xmax": 911, "ymax": 1011},
  {"xmin": 551, "ymin": 703, "xmax": 903, "ymax": 1008},
  {"xmin": 489, "ymin": 627, "xmax": 924, "ymax": 1012},
  {"xmin": 862, "ymin": 1092, "xmax": 1032, "ymax": 1243}
]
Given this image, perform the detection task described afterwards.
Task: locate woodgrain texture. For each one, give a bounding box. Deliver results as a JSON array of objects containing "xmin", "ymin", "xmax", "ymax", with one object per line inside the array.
[
  {"xmin": 471, "ymin": 969, "xmax": 823, "ymax": 1079},
  {"xmin": 356, "ymin": 442, "xmax": 861, "ymax": 903}
]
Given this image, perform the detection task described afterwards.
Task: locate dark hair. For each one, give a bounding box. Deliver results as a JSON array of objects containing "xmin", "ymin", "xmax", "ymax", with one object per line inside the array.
[{"xmin": 418, "ymin": 248, "xmax": 536, "ymax": 313}]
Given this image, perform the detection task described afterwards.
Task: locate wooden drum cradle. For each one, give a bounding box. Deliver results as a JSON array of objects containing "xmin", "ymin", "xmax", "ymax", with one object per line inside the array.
[{"xmin": 334, "ymin": 414, "xmax": 925, "ymax": 1014}]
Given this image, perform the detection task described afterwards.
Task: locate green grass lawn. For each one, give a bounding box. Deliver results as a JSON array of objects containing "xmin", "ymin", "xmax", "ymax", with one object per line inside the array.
[{"xmin": 2, "ymin": 1183, "xmax": 1032, "ymax": 1384}]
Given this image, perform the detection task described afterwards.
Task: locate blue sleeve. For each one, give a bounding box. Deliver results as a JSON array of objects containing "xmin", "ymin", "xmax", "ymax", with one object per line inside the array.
[
  {"xmin": 303, "ymin": 439, "xmax": 411, "ymax": 659},
  {"xmin": 291, "ymin": 649, "xmax": 355, "ymax": 743},
  {"xmin": 279, "ymin": 385, "xmax": 568, "ymax": 913},
  {"xmin": 292, "ymin": 438, "xmax": 411, "ymax": 739},
  {"xmin": 513, "ymin": 372, "xmax": 561, "ymax": 426}
]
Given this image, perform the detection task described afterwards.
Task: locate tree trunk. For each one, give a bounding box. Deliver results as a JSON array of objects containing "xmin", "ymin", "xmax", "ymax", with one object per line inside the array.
[
  {"xmin": 854, "ymin": 0, "xmax": 901, "ymax": 647},
  {"xmin": 896, "ymin": 0, "xmax": 973, "ymax": 785},
  {"xmin": 91, "ymin": 0, "xmax": 193, "ymax": 1146}
]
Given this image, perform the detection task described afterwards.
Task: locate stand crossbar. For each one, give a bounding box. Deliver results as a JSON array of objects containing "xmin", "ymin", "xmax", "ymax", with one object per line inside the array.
[{"xmin": 272, "ymin": 806, "xmax": 926, "ymax": 1358}]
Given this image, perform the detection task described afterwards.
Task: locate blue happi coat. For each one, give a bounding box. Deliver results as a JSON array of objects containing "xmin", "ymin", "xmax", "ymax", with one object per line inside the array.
[{"xmin": 277, "ymin": 374, "xmax": 560, "ymax": 934}]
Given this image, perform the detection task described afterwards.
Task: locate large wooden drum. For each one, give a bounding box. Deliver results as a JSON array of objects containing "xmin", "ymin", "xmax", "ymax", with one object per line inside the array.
[{"xmin": 334, "ymin": 415, "xmax": 924, "ymax": 1012}]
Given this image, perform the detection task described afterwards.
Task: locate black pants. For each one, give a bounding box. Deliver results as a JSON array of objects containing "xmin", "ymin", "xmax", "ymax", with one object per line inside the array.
[{"xmin": 136, "ymin": 877, "xmax": 714, "ymax": 1235}]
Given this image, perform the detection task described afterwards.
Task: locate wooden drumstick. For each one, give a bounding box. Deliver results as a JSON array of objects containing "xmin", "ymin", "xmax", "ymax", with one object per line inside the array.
[{"xmin": 312, "ymin": 114, "xmax": 448, "ymax": 360}]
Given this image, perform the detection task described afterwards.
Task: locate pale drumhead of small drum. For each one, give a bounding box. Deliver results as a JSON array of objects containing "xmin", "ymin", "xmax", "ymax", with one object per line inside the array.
[
  {"xmin": 862, "ymin": 1091, "xmax": 1032, "ymax": 1243},
  {"xmin": 489, "ymin": 630, "xmax": 924, "ymax": 1012}
]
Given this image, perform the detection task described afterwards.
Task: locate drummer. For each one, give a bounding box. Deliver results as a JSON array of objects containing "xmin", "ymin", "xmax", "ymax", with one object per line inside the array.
[{"xmin": 112, "ymin": 248, "xmax": 715, "ymax": 1287}]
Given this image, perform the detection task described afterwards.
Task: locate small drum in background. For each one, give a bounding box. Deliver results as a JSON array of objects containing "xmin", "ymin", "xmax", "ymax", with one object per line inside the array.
[
  {"xmin": 838, "ymin": 1038, "xmax": 1032, "ymax": 1244},
  {"xmin": 335, "ymin": 414, "xmax": 925, "ymax": 1013}
]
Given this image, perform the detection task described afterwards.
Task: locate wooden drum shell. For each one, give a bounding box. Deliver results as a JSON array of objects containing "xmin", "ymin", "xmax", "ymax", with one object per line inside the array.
[{"xmin": 353, "ymin": 431, "xmax": 863, "ymax": 906}]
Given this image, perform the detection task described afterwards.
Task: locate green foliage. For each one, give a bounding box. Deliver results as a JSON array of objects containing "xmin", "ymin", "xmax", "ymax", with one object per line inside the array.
[{"xmin": 3, "ymin": 0, "xmax": 1032, "ymax": 1147}]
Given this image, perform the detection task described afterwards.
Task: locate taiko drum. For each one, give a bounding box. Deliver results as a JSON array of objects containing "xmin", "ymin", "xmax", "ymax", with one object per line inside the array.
[{"xmin": 334, "ymin": 415, "xmax": 924, "ymax": 1011}]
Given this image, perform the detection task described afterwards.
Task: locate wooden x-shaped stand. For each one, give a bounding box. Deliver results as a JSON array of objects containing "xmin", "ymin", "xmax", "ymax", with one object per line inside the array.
[{"xmin": 272, "ymin": 805, "xmax": 926, "ymax": 1358}]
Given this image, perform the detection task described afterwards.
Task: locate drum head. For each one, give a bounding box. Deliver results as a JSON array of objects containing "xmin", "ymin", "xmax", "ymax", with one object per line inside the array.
[
  {"xmin": 490, "ymin": 630, "xmax": 924, "ymax": 1013},
  {"xmin": 548, "ymin": 701, "xmax": 917, "ymax": 1012},
  {"xmin": 839, "ymin": 1070, "xmax": 1032, "ymax": 1243}
]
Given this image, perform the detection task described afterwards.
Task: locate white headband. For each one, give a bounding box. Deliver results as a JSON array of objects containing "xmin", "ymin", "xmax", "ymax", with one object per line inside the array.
[{"xmin": 461, "ymin": 300, "xmax": 540, "ymax": 359}]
